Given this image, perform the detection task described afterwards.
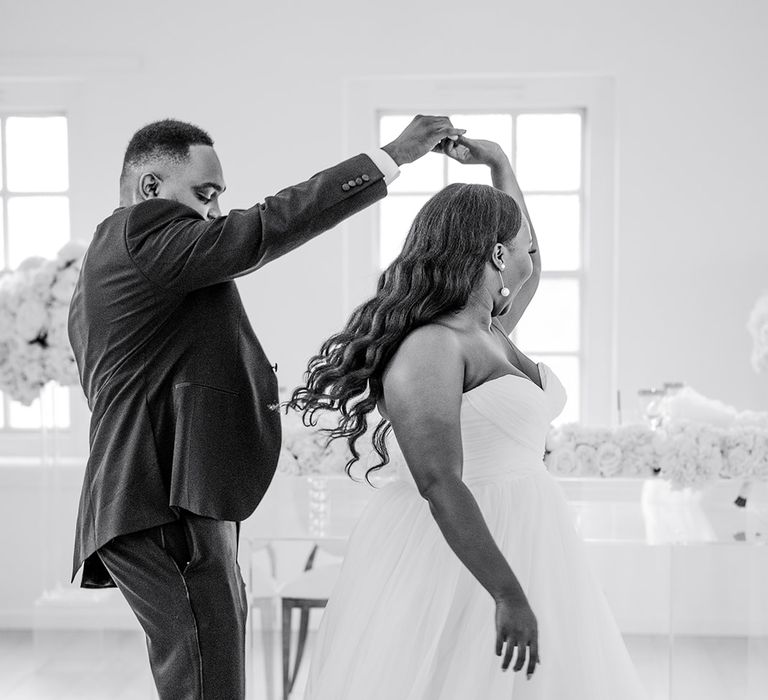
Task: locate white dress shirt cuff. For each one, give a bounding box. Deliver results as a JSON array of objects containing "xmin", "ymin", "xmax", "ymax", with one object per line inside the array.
[{"xmin": 366, "ymin": 149, "xmax": 400, "ymax": 187}]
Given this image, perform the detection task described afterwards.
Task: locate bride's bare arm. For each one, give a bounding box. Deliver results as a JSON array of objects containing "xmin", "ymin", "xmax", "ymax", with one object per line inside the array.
[
  {"xmin": 491, "ymin": 158, "xmax": 541, "ymax": 335},
  {"xmin": 381, "ymin": 325, "xmax": 527, "ymax": 604},
  {"xmin": 441, "ymin": 137, "xmax": 541, "ymax": 335}
]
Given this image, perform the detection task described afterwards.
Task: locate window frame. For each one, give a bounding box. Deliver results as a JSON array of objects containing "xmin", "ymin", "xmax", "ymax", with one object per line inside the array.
[
  {"xmin": 0, "ymin": 104, "xmax": 87, "ymax": 460},
  {"xmin": 343, "ymin": 75, "xmax": 617, "ymax": 426}
]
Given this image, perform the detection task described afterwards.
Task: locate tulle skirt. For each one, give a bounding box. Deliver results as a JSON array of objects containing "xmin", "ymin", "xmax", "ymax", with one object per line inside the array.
[{"xmin": 304, "ymin": 470, "xmax": 647, "ymax": 699}]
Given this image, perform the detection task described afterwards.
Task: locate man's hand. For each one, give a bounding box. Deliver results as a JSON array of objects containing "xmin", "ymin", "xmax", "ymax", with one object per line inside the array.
[
  {"xmin": 381, "ymin": 115, "xmax": 465, "ymax": 166},
  {"xmin": 438, "ymin": 135, "xmax": 508, "ymax": 168}
]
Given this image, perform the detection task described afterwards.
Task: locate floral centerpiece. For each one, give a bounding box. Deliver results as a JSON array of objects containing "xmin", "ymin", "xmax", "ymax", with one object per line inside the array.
[
  {"xmin": 544, "ymin": 424, "xmax": 660, "ymax": 479},
  {"xmin": 0, "ymin": 241, "xmax": 87, "ymax": 405},
  {"xmin": 277, "ymin": 397, "xmax": 406, "ymax": 478},
  {"xmin": 278, "ymin": 385, "xmax": 768, "ymax": 490},
  {"xmin": 545, "ymin": 387, "xmax": 768, "ymax": 489},
  {"xmin": 276, "ymin": 386, "xmax": 768, "ymax": 492}
]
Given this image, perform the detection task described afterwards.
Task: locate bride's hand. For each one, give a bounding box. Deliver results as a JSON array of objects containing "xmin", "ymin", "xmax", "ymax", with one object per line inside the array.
[
  {"xmin": 494, "ymin": 595, "xmax": 540, "ymax": 678},
  {"xmin": 436, "ymin": 135, "xmax": 509, "ymax": 168}
]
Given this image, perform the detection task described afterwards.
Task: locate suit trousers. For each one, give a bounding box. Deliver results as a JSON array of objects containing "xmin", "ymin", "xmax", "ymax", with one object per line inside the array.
[{"xmin": 97, "ymin": 511, "xmax": 248, "ymax": 700}]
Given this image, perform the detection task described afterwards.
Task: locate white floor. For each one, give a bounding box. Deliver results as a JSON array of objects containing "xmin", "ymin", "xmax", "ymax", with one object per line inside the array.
[{"xmin": 0, "ymin": 629, "xmax": 766, "ymax": 699}]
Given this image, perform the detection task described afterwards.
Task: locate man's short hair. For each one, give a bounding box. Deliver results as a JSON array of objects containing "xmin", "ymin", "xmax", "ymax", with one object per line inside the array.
[{"xmin": 120, "ymin": 119, "xmax": 214, "ymax": 183}]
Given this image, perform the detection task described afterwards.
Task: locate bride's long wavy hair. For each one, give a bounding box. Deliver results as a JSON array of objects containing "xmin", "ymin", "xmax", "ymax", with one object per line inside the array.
[{"xmin": 286, "ymin": 183, "xmax": 523, "ymax": 481}]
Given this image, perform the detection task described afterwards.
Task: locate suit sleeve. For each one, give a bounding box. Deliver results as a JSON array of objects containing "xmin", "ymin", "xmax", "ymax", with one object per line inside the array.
[{"xmin": 124, "ymin": 153, "xmax": 387, "ymax": 292}]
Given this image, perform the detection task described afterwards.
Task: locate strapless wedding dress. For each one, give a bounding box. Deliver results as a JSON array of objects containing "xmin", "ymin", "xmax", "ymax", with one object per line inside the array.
[{"xmin": 304, "ymin": 363, "xmax": 647, "ymax": 699}]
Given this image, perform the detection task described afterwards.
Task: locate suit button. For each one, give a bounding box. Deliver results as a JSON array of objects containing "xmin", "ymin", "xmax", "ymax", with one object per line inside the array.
[
  {"xmin": 347, "ymin": 179, "xmax": 356, "ymax": 187},
  {"xmin": 342, "ymin": 183, "xmax": 350, "ymax": 191},
  {"xmin": 355, "ymin": 177, "xmax": 363, "ymax": 185},
  {"xmin": 361, "ymin": 174, "xmax": 370, "ymax": 182}
]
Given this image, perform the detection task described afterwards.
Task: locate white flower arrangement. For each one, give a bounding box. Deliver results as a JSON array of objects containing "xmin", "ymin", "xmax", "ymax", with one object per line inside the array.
[
  {"xmin": 747, "ymin": 291, "xmax": 768, "ymax": 373},
  {"xmin": 277, "ymin": 397, "xmax": 402, "ymax": 478},
  {"xmin": 658, "ymin": 386, "xmax": 768, "ymax": 430},
  {"xmin": 544, "ymin": 420, "xmax": 768, "ymax": 490},
  {"xmin": 655, "ymin": 422, "xmax": 724, "ymax": 490},
  {"xmin": 545, "ymin": 423, "xmax": 659, "ymax": 479},
  {"xmin": 0, "ymin": 241, "xmax": 87, "ymax": 405},
  {"xmin": 278, "ymin": 385, "xmax": 768, "ymax": 489}
]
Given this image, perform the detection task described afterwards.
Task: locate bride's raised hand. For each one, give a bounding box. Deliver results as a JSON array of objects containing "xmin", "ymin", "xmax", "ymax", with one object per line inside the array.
[{"xmin": 437, "ymin": 135, "xmax": 509, "ymax": 168}]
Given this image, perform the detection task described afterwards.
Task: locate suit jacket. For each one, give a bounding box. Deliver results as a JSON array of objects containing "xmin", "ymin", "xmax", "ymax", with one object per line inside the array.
[{"xmin": 69, "ymin": 153, "xmax": 386, "ymax": 586}]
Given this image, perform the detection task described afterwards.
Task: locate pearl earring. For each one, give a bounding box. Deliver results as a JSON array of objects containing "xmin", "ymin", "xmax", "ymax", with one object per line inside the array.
[{"xmin": 498, "ymin": 270, "xmax": 510, "ymax": 297}]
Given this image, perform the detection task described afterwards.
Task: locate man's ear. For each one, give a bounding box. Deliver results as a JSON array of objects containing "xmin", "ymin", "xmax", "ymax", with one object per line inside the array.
[{"xmin": 138, "ymin": 173, "xmax": 161, "ymax": 200}]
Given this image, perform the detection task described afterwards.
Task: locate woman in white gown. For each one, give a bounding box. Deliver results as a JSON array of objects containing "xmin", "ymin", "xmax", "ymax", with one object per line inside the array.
[{"xmin": 288, "ymin": 136, "xmax": 647, "ymax": 699}]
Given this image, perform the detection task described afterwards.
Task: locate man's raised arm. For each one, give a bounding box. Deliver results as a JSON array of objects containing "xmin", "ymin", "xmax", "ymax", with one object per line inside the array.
[{"xmin": 125, "ymin": 116, "xmax": 464, "ymax": 293}]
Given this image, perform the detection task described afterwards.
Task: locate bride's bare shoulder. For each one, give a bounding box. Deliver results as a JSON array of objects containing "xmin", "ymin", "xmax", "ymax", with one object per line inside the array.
[{"xmin": 381, "ymin": 323, "xmax": 465, "ymax": 387}]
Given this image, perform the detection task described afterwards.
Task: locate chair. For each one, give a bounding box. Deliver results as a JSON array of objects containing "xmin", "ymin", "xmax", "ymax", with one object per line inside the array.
[
  {"xmin": 279, "ymin": 541, "xmax": 346, "ymax": 699},
  {"xmin": 241, "ymin": 538, "xmax": 280, "ymax": 700}
]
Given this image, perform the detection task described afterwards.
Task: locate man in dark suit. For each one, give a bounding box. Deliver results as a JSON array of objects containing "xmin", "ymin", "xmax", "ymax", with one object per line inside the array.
[{"xmin": 67, "ymin": 116, "xmax": 462, "ymax": 699}]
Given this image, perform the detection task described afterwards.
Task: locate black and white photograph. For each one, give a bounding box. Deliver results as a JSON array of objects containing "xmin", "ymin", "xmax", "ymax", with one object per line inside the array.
[{"xmin": 0, "ymin": 1, "xmax": 766, "ymax": 698}]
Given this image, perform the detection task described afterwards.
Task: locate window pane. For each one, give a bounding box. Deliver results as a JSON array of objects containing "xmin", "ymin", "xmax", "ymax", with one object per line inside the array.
[
  {"xmin": 8, "ymin": 384, "xmax": 70, "ymax": 429},
  {"xmin": 7, "ymin": 196, "xmax": 70, "ymax": 268},
  {"xmin": 515, "ymin": 278, "xmax": 580, "ymax": 352},
  {"xmin": 379, "ymin": 115, "xmax": 444, "ymax": 193},
  {"xmin": 379, "ymin": 194, "xmax": 430, "ymax": 269},
  {"xmin": 534, "ymin": 354, "xmax": 580, "ymax": 424},
  {"xmin": 447, "ymin": 113, "xmax": 513, "ymax": 186},
  {"xmin": 525, "ymin": 194, "xmax": 581, "ymax": 271},
  {"xmin": 516, "ymin": 113, "xmax": 581, "ymax": 191},
  {"xmin": 6, "ymin": 116, "xmax": 69, "ymax": 192}
]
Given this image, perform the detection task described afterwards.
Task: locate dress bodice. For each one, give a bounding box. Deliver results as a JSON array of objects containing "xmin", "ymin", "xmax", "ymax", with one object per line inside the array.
[{"xmin": 393, "ymin": 363, "xmax": 567, "ymax": 485}]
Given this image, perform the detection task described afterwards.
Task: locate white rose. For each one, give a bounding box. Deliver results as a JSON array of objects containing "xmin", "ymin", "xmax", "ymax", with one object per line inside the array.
[
  {"xmin": 45, "ymin": 304, "xmax": 70, "ymax": 348},
  {"xmin": 622, "ymin": 453, "xmax": 653, "ymax": 477},
  {"xmin": 659, "ymin": 387, "xmax": 737, "ymax": 428},
  {"xmin": 50, "ymin": 266, "xmax": 79, "ymax": 304},
  {"xmin": 721, "ymin": 430, "xmax": 754, "ymax": 478},
  {"xmin": 11, "ymin": 382, "xmax": 40, "ymax": 406},
  {"xmin": 546, "ymin": 425, "xmax": 577, "ymax": 453},
  {"xmin": 752, "ymin": 433, "xmax": 768, "ymax": 479},
  {"xmin": 597, "ymin": 441, "xmax": 623, "ymax": 477},
  {"xmin": 0, "ymin": 272, "xmax": 24, "ymax": 309},
  {"xmin": 697, "ymin": 426, "xmax": 724, "ymax": 482},
  {"xmin": 57, "ymin": 240, "xmax": 87, "ymax": 266},
  {"xmin": 17, "ymin": 256, "xmax": 47, "ymax": 274},
  {"xmin": 44, "ymin": 350, "xmax": 79, "ymax": 386},
  {"xmin": 657, "ymin": 427, "xmax": 697, "ymax": 488},
  {"xmin": 316, "ymin": 434, "xmax": 351, "ymax": 474},
  {"xmin": 29, "ymin": 260, "xmax": 58, "ymax": 300},
  {"xmin": 546, "ymin": 447, "xmax": 578, "ymax": 476},
  {"xmin": 735, "ymin": 410, "xmax": 768, "ymax": 430},
  {"xmin": 14, "ymin": 300, "xmax": 48, "ymax": 341},
  {"xmin": 0, "ymin": 307, "xmax": 14, "ymax": 339},
  {"xmin": 724, "ymin": 445, "xmax": 751, "ymax": 478},
  {"xmin": 276, "ymin": 447, "xmax": 301, "ymax": 476},
  {"xmin": 576, "ymin": 427, "xmax": 613, "ymax": 448},
  {"xmin": 574, "ymin": 444, "xmax": 598, "ymax": 476}
]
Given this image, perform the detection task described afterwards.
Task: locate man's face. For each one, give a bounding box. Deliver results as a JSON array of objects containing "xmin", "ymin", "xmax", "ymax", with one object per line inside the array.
[{"xmin": 153, "ymin": 144, "xmax": 226, "ymax": 220}]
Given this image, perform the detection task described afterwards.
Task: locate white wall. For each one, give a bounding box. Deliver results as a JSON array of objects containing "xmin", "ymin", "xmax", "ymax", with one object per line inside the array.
[{"xmin": 1, "ymin": 0, "xmax": 766, "ymax": 415}]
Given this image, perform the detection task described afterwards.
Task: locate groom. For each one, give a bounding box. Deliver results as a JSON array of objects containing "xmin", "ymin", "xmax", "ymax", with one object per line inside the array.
[{"xmin": 68, "ymin": 115, "xmax": 463, "ymax": 700}]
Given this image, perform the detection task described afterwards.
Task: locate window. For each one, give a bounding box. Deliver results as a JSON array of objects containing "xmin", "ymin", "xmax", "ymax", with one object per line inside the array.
[
  {"xmin": 344, "ymin": 75, "xmax": 616, "ymax": 425},
  {"xmin": 378, "ymin": 111, "xmax": 584, "ymax": 424},
  {"xmin": 0, "ymin": 114, "xmax": 71, "ymax": 431}
]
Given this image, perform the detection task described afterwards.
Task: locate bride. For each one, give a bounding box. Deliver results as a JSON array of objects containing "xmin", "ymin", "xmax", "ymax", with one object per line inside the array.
[{"xmin": 288, "ymin": 136, "xmax": 646, "ymax": 699}]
